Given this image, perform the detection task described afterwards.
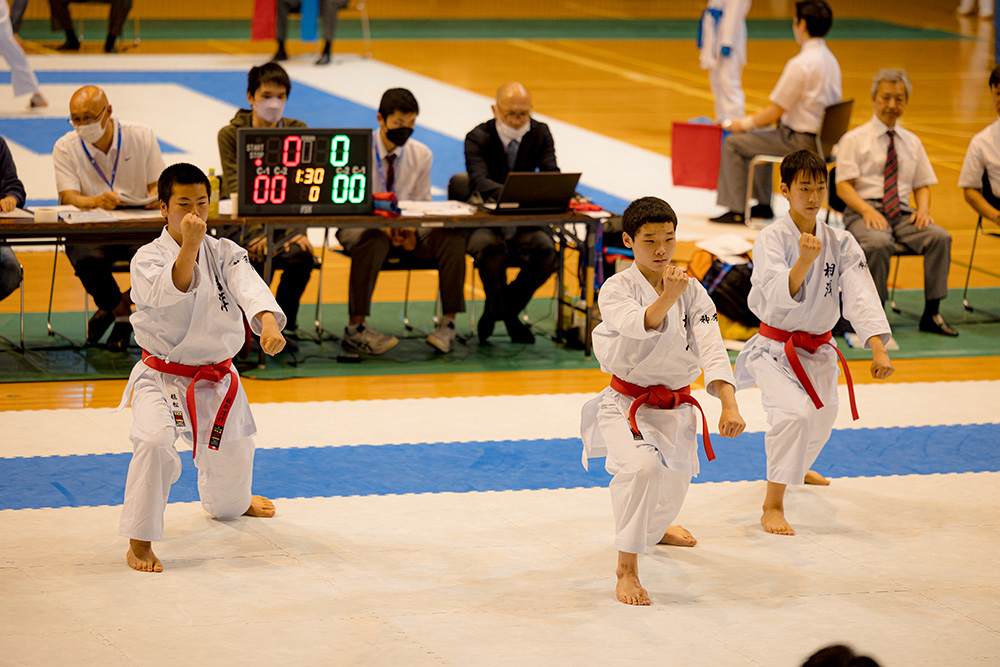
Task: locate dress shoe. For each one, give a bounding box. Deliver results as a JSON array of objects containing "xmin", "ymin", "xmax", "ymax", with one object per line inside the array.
[
  {"xmin": 106, "ymin": 321, "xmax": 133, "ymax": 351},
  {"xmin": 315, "ymin": 52, "xmax": 331, "ymax": 65},
  {"xmin": 709, "ymin": 211, "xmax": 745, "ymax": 225},
  {"xmin": 477, "ymin": 311, "xmax": 497, "ymax": 342},
  {"xmin": 87, "ymin": 309, "xmax": 115, "ymax": 343},
  {"xmin": 104, "ymin": 35, "xmax": 118, "ymax": 53},
  {"xmin": 270, "ymin": 48, "xmax": 288, "ymax": 63},
  {"xmin": 919, "ymin": 313, "xmax": 959, "ymax": 337},
  {"xmin": 56, "ymin": 39, "xmax": 81, "ymax": 51},
  {"xmin": 750, "ymin": 204, "xmax": 774, "ymax": 219},
  {"xmin": 504, "ymin": 316, "xmax": 535, "ymax": 344}
]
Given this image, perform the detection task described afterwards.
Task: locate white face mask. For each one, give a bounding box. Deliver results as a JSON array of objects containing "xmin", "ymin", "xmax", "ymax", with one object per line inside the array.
[
  {"xmin": 255, "ymin": 97, "xmax": 286, "ymax": 124},
  {"xmin": 75, "ymin": 112, "xmax": 108, "ymax": 144},
  {"xmin": 496, "ymin": 118, "xmax": 530, "ymax": 144}
]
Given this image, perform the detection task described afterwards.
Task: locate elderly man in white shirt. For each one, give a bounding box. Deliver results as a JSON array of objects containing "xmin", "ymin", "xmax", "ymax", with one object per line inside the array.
[
  {"xmin": 959, "ymin": 65, "xmax": 1000, "ymax": 227},
  {"xmin": 836, "ymin": 68, "xmax": 957, "ymax": 337},
  {"xmin": 711, "ymin": 0, "xmax": 841, "ymax": 224},
  {"xmin": 334, "ymin": 88, "xmax": 467, "ymax": 355},
  {"xmin": 52, "ymin": 85, "xmax": 166, "ymax": 350}
]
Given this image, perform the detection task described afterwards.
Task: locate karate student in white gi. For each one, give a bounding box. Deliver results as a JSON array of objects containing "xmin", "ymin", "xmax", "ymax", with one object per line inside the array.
[
  {"xmin": 698, "ymin": 0, "xmax": 751, "ymax": 123},
  {"xmin": 734, "ymin": 151, "xmax": 894, "ymax": 537},
  {"xmin": 0, "ymin": 1, "xmax": 46, "ymax": 109},
  {"xmin": 580, "ymin": 196, "xmax": 746, "ymax": 606},
  {"xmin": 118, "ymin": 163, "xmax": 286, "ymax": 573}
]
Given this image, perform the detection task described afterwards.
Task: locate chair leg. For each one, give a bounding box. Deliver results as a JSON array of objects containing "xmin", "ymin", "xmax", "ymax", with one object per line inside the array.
[
  {"xmin": 744, "ymin": 156, "xmax": 757, "ymax": 225},
  {"xmin": 314, "ymin": 229, "xmax": 327, "ymax": 336},
  {"xmin": 402, "ymin": 269, "xmax": 414, "ymax": 331},
  {"xmin": 962, "ymin": 217, "xmax": 982, "ymax": 312},
  {"xmin": 889, "ymin": 254, "xmax": 901, "ymax": 314},
  {"xmin": 19, "ymin": 263, "xmax": 24, "ymax": 352},
  {"xmin": 46, "ymin": 245, "xmax": 58, "ymax": 337},
  {"xmin": 358, "ymin": 1, "xmax": 372, "ymax": 57}
]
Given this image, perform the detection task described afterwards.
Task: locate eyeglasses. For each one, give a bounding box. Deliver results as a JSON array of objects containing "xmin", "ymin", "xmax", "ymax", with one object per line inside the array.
[
  {"xmin": 498, "ymin": 108, "xmax": 531, "ymax": 123},
  {"xmin": 68, "ymin": 106, "xmax": 107, "ymax": 126}
]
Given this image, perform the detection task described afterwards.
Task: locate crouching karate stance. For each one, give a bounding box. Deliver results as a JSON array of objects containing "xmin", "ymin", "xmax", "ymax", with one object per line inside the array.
[
  {"xmin": 734, "ymin": 151, "xmax": 894, "ymax": 536},
  {"xmin": 117, "ymin": 163, "xmax": 286, "ymax": 572},
  {"xmin": 581, "ymin": 196, "xmax": 746, "ymax": 606}
]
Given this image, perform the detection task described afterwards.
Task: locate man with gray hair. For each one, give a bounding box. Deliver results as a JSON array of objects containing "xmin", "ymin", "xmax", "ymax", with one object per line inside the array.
[{"xmin": 835, "ymin": 68, "xmax": 957, "ymax": 337}]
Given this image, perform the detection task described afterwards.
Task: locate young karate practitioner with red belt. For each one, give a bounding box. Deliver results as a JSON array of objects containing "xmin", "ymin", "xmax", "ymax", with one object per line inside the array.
[
  {"xmin": 734, "ymin": 150, "xmax": 895, "ymax": 536},
  {"xmin": 117, "ymin": 163, "xmax": 286, "ymax": 572},
  {"xmin": 581, "ymin": 196, "xmax": 746, "ymax": 606}
]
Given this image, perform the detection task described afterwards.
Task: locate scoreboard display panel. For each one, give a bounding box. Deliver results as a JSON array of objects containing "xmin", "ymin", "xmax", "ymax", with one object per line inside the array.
[{"xmin": 235, "ymin": 128, "xmax": 373, "ymax": 215}]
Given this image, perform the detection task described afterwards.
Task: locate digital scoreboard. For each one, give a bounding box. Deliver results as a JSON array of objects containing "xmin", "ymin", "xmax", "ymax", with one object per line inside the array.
[{"xmin": 235, "ymin": 128, "xmax": 373, "ymax": 215}]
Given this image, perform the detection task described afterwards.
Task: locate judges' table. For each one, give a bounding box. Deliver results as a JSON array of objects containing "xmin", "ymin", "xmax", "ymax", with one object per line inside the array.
[{"xmin": 0, "ymin": 209, "xmax": 599, "ymax": 356}]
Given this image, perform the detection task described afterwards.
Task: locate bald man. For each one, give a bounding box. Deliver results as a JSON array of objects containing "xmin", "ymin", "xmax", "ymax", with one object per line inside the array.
[
  {"xmin": 463, "ymin": 82, "xmax": 559, "ymax": 344},
  {"xmin": 53, "ymin": 86, "xmax": 165, "ymax": 351}
]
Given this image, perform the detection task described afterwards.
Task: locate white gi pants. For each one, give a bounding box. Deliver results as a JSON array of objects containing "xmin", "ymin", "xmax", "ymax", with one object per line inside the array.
[
  {"xmin": 752, "ymin": 350, "xmax": 839, "ymax": 487},
  {"xmin": 709, "ymin": 56, "xmax": 746, "ymax": 123},
  {"xmin": 0, "ymin": 9, "xmax": 40, "ymax": 97},
  {"xmin": 119, "ymin": 376, "xmax": 255, "ymax": 542},
  {"xmin": 599, "ymin": 398, "xmax": 694, "ymax": 555}
]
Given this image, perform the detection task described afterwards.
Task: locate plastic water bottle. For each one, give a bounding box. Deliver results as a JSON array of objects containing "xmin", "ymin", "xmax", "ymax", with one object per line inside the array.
[{"xmin": 208, "ymin": 168, "xmax": 220, "ymax": 218}]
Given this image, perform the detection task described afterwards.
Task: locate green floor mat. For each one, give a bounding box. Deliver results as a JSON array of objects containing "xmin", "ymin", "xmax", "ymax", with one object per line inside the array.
[
  {"xmin": 2, "ymin": 290, "xmax": 998, "ymax": 384},
  {"xmin": 17, "ymin": 18, "xmax": 966, "ymax": 43}
]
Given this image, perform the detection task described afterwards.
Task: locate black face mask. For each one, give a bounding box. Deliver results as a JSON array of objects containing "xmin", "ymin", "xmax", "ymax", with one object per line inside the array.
[{"xmin": 385, "ymin": 126, "xmax": 413, "ymax": 146}]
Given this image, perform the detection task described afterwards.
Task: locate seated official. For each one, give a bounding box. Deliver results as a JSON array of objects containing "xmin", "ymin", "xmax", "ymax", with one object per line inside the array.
[
  {"xmin": 271, "ymin": 0, "xmax": 350, "ymax": 66},
  {"xmin": 53, "ymin": 85, "xmax": 165, "ymax": 350},
  {"xmin": 335, "ymin": 88, "xmax": 467, "ymax": 355},
  {"xmin": 836, "ymin": 68, "xmax": 957, "ymax": 337},
  {"xmin": 1, "ymin": 136, "xmax": 26, "ymax": 302},
  {"xmin": 47, "ymin": 0, "xmax": 132, "ymax": 53},
  {"xmin": 712, "ymin": 0, "xmax": 841, "ymax": 224},
  {"xmin": 218, "ymin": 63, "xmax": 316, "ymax": 342},
  {"xmin": 959, "ymin": 65, "xmax": 1000, "ymax": 227},
  {"xmin": 464, "ymin": 81, "xmax": 558, "ymax": 344}
]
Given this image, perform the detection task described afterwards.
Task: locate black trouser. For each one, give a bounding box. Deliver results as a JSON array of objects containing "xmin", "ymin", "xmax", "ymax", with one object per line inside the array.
[
  {"xmin": 48, "ymin": 0, "xmax": 133, "ymax": 38},
  {"xmin": 250, "ymin": 243, "xmax": 315, "ymax": 330},
  {"xmin": 466, "ymin": 227, "xmax": 557, "ymax": 319},
  {"xmin": 65, "ymin": 242, "xmax": 140, "ymax": 312}
]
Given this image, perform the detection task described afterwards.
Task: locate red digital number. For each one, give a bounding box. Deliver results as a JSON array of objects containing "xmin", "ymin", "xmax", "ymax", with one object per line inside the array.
[
  {"xmin": 252, "ymin": 174, "xmax": 270, "ymax": 204},
  {"xmin": 282, "ymin": 135, "xmax": 302, "ymax": 168},
  {"xmin": 270, "ymin": 174, "xmax": 287, "ymax": 204}
]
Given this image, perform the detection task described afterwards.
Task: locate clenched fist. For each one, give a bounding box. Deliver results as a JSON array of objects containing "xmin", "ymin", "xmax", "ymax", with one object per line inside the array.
[
  {"xmin": 798, "ymin": 232, "xmax": 822, "ymax": 265},
  {"xmin": 258, "ymin": 312, "xmax": 286, "ymax": 356},
  {"xmin": 660, "ymin": 264, "xmax": 689, "ymax": 301},
  {"xmin": 180, "ymin": 212, "xmax": 207, "ymax": 250}
]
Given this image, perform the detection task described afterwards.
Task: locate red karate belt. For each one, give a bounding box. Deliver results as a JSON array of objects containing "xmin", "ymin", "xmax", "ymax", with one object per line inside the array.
[
  {"xmin": 757, "ymin": 323, "xmax": 859, "ymax": 421},
  {"xmin": 141, "ymin": 350, "xmax": 239, "ymax": 458},
  {"xmin": 610, "ymin": 376, "xmax": 715, "ymax": 462}
]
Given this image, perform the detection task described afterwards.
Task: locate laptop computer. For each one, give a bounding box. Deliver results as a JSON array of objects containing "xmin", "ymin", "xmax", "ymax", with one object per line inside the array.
[{"xmin": 482, "ymin": 172, "xmax": 582, "ymax": 214}]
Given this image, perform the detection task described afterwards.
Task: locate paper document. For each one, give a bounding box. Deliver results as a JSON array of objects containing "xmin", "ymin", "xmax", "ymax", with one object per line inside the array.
[
  {"xmin": 59, "ymin": 210, "xmax": 119, "ymax": 224},
  {"xmin": 117, "ymin": 193, "xmax": 158, "ymax": 208},
  {"xmin": 695, "ymin": 233, "xmax": 754, "ymax": 265},
  {"xmin": 398, "ymin": 200, "xmax": 477, "ymax": 217},
  {"xmin": 0, "ymin": 207, "xmax": 34, "ymax": 220}
]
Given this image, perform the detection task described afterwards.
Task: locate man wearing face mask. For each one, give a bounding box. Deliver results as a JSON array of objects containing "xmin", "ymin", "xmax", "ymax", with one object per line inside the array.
[
  {"xmin": 217, "ymin": 63, "xmax": 316, "ymax": 344},
  {"xmin": 52, "ymin": 85, "xmax": 165, "ymax": 350},
  {"xmin": 463, "ymin": 81, "xmax": 559, "ymax": 345},
  {"xmin": 335, "ymin": 87, "xmax": 467, "ymax": 355}
]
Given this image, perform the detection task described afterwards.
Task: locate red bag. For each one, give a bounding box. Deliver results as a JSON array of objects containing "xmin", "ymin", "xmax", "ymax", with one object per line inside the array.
[{"xmin": 671, "ymin": 122, "xmax": 724, "ymax": 190}]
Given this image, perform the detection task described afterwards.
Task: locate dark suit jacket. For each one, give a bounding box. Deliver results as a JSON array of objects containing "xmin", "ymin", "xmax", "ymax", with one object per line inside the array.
[{"xmin": 464, "ymin": 118, "xmax": 559, "ymax": 201}]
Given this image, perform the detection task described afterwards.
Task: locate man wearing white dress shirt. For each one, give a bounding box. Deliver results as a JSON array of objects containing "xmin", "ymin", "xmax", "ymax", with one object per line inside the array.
[
  {"xmin": 335, "ymin": 88, "xmax": 467, "ymax": 355},
  {"xmin": 959, "ymin": 66, "xmax": 1000, "ymax": 228},
  {"xmin": 836, "ymin": 69, "xmax": 957, "ymax": 337},
  {"xmin": 712, "ymin": 0, "xmax": 841, "ymax": 224},
  {"xmin": 53, "ymin": 86, "xmax": 165, "ymax": 350}
]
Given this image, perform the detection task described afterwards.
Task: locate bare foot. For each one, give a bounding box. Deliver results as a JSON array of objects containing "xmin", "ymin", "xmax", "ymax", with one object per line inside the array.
[
  {"xmin": 658, "ymin": 525, "xmax": 697, "ymax": 547},
  {"xmin": 761, "ymin": 508, "xmax": 795, "ymax": 535},
  {"xmin": 244, "ymin": 495, "xmax": 275, "ymax": 517},
  {"xmin": 804, "ymin": 470, "xmax": 830, "ymax": 485},
  {"xmin": 616, "ymin": 571, "xmax": 651, "ymax": 606},
  {"xmin": 126, "ymin": 539, "xmax": 162, "ymax": 572}
]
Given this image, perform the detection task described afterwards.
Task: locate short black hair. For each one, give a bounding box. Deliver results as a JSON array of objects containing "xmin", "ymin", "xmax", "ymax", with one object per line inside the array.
[
  {"xmin": 378, "ymin": 88, "xmax": 419, "ymax": 119},
  {"xmin": 158, "ymin": 163, "xmax": 210, "ymax": 206},
  {"xmin": 795, "ymin": 0, "xmax": 833, "ymax": 37},
  {"xmin": 621, "ymin": 196, "xmax": 677, "ymax": 239},
  {"xmin": 247, "ymin": 62, "xmax": 291, "ymax": 97},
  {"xmin": 990, "ymin": 65, "xmax": 1000, "ymax": 90},
  {"xmin": 780, "ymin": 150, "xmax": 827, "ymax": 188},
  {"xmin": 802, "ymin": 644, "xmax": 881, "ymax": 667}
]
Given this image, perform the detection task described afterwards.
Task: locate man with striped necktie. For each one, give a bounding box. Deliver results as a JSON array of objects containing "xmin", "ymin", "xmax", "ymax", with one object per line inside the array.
[{"xmin": 835, "ymin": 68, "xmax": 958, "ymax": 337}]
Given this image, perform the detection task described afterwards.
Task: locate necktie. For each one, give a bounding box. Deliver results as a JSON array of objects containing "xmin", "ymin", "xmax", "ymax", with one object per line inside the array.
[
  {"xmin": 883, "ymin": 130, "xmax": 900, "ymax": 220},
  {"xmin": 506, "ymin": 139, "xmax": 519, "ymax": 170},
  {"xmin": 385, "ymin": 153, "xmax": 397, "ymax": 193}
]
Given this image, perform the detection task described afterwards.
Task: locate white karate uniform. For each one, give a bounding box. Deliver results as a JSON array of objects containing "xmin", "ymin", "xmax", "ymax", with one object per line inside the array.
[
  {"xmin": 734, "ymin": 215, "xmax": 890, "ymax": 486},
  {"xmin": 699, "ymin": 0, "xmax": 751, "ymax": 122},
  {"xmin": 580, "ymin": 262, "xmax": 736, "ymax": 554},
  {"xmin": 0, "ymin": 1, "xmax": 41, "ymax": 98},
  {"xmin": 117, "ymin": 228, "xmax": 285, "ymax": 542}
]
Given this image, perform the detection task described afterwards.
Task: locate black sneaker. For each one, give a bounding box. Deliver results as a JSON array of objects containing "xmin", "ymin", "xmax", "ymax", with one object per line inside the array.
[
  {"xmin": 709, "ymin": 211, "xmax": 745, "ymax": 224},
  {"xmin": 919, "ymin": 314, "xmax": 959, "ymax": 337}
]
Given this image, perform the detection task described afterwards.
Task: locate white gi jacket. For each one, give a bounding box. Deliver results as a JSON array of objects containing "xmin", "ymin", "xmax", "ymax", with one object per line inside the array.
[
  {"xmin": 698, "ymin": 0, "xmax": 750, "ymax": 70},
  {"xmin": 734, "ymin": 215, "xmax": 890, "ymax": 391},
  {"xmin": 118, "ymin": 227, "xmax": 285, "ymax": 445},
  {"xmin": 580, "ymin": 262, "xmax": 736, "ymax": 475}
]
